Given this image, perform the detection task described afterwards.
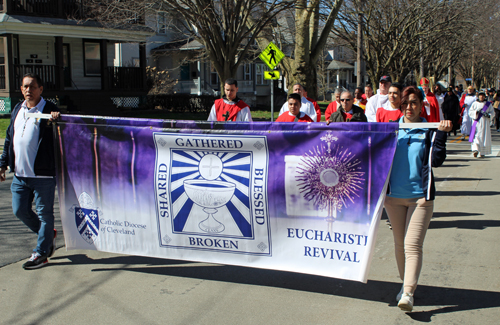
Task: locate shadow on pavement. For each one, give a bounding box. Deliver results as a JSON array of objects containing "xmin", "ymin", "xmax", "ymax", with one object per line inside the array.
[
  {"xmin": 437, "ymin": 191, "xmax": 500, "ymax": 196},
  {"xmin": 50, "ymin": 254, "xmax": 500, "ymax": 322},
  {"xmin": 439, "ymin": 164, "xmax": 470, "ymax": 168},
  {"xmin": 428, "ymin": 220, "xmax": 500, "ymax": 230},
  {"xmin": 434, "ymin": 177, "xmax": 491, "ymax": 182},
  {"xmin": 442, "ymin": 158, "xmax": 478, "ymax": 162},
  {"xmin": 432, "ymin": 212, "xmax": 483, "ymax": 218}
]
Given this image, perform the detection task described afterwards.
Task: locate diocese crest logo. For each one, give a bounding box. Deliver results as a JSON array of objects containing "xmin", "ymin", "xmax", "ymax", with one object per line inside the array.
[
  {"xmin": 154, "ymin": 133, "xmax": 271, "ymax": 256},
  {"xmin": 72, "ymin": 192, "xmax": 100, "ymax": 245}
]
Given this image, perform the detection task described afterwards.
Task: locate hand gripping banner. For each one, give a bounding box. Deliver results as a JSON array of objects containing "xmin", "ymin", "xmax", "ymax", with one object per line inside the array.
[{"xmin": 54, "ymin": 116, "xmax": 398, "ymax": 282}]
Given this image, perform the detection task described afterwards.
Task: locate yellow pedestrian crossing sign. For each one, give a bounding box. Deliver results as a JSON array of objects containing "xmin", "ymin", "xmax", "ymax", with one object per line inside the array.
[
  {"xmin": 259, "ymin": 42, "xmax": 285, "ymax": 70},
  {"xmin": 264, "ymin": 70, "xmax": 280, "ymax": 80}
]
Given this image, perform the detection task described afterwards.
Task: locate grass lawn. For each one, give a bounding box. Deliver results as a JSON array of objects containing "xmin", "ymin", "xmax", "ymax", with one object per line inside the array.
[{"xmin": 0, "ymin": 116, "xmax": 10, "ymax": 139}]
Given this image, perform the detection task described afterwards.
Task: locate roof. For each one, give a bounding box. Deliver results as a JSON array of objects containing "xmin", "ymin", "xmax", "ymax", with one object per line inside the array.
[
  {"xmin": 151, "ymin": 39, "xmax": 204, "ymax": 52},
  {"xmin": 327, "ymin": 60, "xmax": 354, "ymax": 70},
  {"xmin": 0, "ymin": 14, "xmax": 154, "ymax": 41}
]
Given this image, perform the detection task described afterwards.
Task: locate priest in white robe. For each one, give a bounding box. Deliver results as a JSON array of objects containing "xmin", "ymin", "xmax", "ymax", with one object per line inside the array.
[{"xmin": 468, "ymin": 91, "xmax": 494, "ymax": 158}]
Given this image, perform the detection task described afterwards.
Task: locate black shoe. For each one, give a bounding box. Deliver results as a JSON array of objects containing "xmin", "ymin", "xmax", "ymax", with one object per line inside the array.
[
  {"xmin": 23, "ymin": 252, "xmax": 48, "ymax": 270},
  {"xmin": 48, "ymin": 229, "xmax": 57, "ymax": 258}
]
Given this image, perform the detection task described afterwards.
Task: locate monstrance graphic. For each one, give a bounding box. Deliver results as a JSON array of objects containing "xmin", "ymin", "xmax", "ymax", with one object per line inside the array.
[
  {"xmin": 295, "ymin": 132, "xmax": 365, "ymax": 223},
  {"xmin": 171, "ymin": 150, "xmax": 252, "ymax": 237}
]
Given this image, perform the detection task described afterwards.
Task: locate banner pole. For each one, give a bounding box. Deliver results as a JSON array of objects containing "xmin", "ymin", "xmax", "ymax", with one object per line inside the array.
[
  {"xmin": 270, "ymin": 79, "xmax": 274, "ymax": 122},
  {"xmin": 28, "ymin": 113, "xmax": 440, "ymax": 130}
]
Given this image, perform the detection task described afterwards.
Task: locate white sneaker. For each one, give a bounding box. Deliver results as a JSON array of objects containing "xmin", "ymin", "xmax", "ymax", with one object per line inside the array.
[
  {"xmin": 396, "ymin": 285, "xmax": 404, "ymax": 302},
  {"xmin": 398, "ymin": 292, "xmax": 414, "ymax": 312}
]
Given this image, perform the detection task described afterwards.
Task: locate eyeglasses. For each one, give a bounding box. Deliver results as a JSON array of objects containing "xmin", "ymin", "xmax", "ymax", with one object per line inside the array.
[{"xmin": 340, "ymin": 99, "xmax": 351, "ymax": 102}]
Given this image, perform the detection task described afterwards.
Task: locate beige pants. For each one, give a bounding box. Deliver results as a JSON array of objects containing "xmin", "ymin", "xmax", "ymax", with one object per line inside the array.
[{"xmin": 384, "ymin": 196, "xmax": 434, "ymax": 294}]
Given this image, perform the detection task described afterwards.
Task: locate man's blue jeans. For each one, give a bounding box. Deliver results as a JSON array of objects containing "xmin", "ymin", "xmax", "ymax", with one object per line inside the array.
[{"xmin": 11, "ymin": 175, "xmax": 56, "ymax": 256}]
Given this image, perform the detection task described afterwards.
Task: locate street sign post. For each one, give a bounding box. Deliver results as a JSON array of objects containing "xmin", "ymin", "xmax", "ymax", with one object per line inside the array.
[{"xmin": 259, "ymin": 42, "xmax": 285, "ymax": 122}]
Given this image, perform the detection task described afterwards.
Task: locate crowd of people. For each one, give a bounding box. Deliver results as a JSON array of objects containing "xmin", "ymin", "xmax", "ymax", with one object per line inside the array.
[
  {"xmin": 208, "ymin": 76, "xmax": 497, "ymax": 312},
  {"xmin": 208, "ymin": 77, "xmax": 497, "ymax": 159}
]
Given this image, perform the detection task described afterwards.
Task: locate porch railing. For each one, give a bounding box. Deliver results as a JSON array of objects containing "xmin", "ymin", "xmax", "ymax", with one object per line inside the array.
[
  {"xmin": 14, "ymin": 64, "xmax": 58, "ymax": 91},
  {"xmin": 0, "ymin": 65, "xmax": 6, "ymax": 89},
  {"xmin": 106, "ymin": 67, "xmax": 144, "ymax": 90}
]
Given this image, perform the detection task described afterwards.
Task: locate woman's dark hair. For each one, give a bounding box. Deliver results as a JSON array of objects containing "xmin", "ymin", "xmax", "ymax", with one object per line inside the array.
[
  {"xmin": 400, "ymin": 86, "xmax": 423, "ymax": 111},
  {"xmin": 402, "ymin": 86, "xmax": 423, "ymax": 102}
]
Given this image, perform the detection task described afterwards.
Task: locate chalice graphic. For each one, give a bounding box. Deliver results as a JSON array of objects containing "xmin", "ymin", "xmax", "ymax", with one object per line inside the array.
[{"xmin": 183, "ymin": 153, "xmax": 235, "ymax": 233}]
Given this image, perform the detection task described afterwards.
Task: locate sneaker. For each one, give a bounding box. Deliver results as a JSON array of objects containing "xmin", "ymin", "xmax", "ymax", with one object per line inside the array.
[
  {"xmin": 396, "ymin": 285, "xmax": 404, "ymax": 302},
  {"xmin": 398, "ymin": 292, "xmax": 414, "ymax": 312},
  {"xmin": 461, "ymin": 135, "xmax": 465, "ymax": 140},
  {"xmin": 23, "ymin": 252, "xmax": 48, "ymax": 270},
  {"xmin": 48, "ymin": 229, "xmax": 57, "ymax": 258},
  {"xmin": 473, "ymin": 151, "xmax": 478, "ymax": 157}
]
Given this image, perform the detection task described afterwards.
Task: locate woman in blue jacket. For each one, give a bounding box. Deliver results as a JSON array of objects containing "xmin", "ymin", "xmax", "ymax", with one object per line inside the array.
[{"xmin": 385, "ymin": 85, "xmax": 452, "ymax": 312}]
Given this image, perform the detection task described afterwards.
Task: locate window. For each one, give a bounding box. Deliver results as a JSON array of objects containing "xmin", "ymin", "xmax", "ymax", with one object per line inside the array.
[
  {"xmin": 157, "ymin": 12, "xmax": 168, "ymax": 34},
  {"xmin": 256, "ymin": 64, "xmax": 268, "ymax": 85},
  {"xmin": 84, "ymin": 41, "xmax": 101, "ymax": 76},
  {"xmin": 244, "ymin": 64, "xmax": 252, "ymax": 81},
  {"xmin": 210, "ymin": 63, "xmax": 219, "ymax": 86},
  {"xmin": 180, "ymin": 64, "xmax": 190, "ymax": 81}
]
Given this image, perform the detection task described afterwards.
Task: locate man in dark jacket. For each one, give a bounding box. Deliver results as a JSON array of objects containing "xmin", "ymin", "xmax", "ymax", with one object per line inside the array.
[
  {"xmin": 0, "ymin": 73, "xmax": 60, "ymax": 269},
  {"xmin": 327, "ymin": 90, "xmax": 367, "ymax": 124},
  {"xmin": 442, "ymin": 87, "xmax": 460, "ymax": 136}
]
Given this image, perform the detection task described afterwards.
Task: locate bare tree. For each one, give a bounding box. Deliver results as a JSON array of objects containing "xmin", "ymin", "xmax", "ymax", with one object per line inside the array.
[
  {"xmin": 251, "ymin": 0, "xmax": 344, "ymax": 99},
  {"xmin": 87, "ymin": 0, "xmax": 293, "ymax": 92},
  {"xmin": 162, "ymin": 0, "xmax": 294, "ymax": 90},
  {"xmin": 333, "ymin": 0, "xmax": 478, "ymax": 89},
  {"xmin": 455, "ymin": 2, "xmax": 500, "ymax": 88}
]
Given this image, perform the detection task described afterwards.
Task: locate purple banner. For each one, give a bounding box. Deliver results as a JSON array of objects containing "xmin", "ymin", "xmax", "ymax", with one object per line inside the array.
[{"xmin": 55, "ymin": 116, "xmax": 398, "ymax": 282}]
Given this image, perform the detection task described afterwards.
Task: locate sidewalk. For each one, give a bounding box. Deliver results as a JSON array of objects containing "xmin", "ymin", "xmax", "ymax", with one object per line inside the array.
[{"xmin": 0, "ymin": 134, "xmax": 499, "ymax": 324}]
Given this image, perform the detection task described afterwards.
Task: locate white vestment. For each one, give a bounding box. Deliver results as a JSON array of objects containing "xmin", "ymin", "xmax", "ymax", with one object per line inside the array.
[
  {"xmin": 461, "ymin": 95, "xmax": 477, "ymax": 135},
  {"xmin": 365, "ymin": 89, "xmax": 389, "ymax": 122},
  {"xmin": 469, "ymin": 101, "xmax": 494, "ymax": 156},
  {"xmin": 436, "ymin": 93, "xmax": 445, "ymax": 121}
]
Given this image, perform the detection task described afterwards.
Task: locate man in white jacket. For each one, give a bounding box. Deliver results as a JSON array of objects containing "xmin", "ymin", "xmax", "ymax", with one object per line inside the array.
[
  {"xmin": 278, "ymin": 83, "xmax": 317, "ymax": 122},
  {"xmin": 365, "ymin": 75, "xmax": 392, "ymax": 122}
]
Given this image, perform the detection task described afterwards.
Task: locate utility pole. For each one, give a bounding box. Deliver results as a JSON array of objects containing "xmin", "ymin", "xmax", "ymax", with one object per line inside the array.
[
  {"xmin": 472, "ymin": 34, "xmax": 477, "ymax": 88},
  {"xmin": 356, "ymin": 0, "xmax": 364, "ymax": 87},
  {"xmin": 419, "ymin": 19, "xmax": 424, "ymax": 78}
]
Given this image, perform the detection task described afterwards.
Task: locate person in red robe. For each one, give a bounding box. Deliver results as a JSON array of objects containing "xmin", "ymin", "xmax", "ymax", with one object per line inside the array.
[
  {"xmin": 354, "ymin": 87, "xmax": 367, "ymax": 110},
  {"xmin": 419, "ymin": 77, "xmax": 440, "ymax": 122},
  {"xmin": 276, "ymin": 93, "xmax": 313, "ymax": 122},
  {"xmin": 376, "ymin": 83, "xmax": 403, "ymax": 122},
  {"xmin": 325, "ymin": 88, "xmax": 342, "ymax": 121},
  {"xmin": 207, "ymin": 78, "xmax": 252, "ymax": 122}
]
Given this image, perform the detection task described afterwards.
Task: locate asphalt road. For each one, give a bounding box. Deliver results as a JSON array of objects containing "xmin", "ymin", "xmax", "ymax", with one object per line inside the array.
[{"xmin": 1, "ymin": 130, "xmax": 499, "ymax": 324}]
